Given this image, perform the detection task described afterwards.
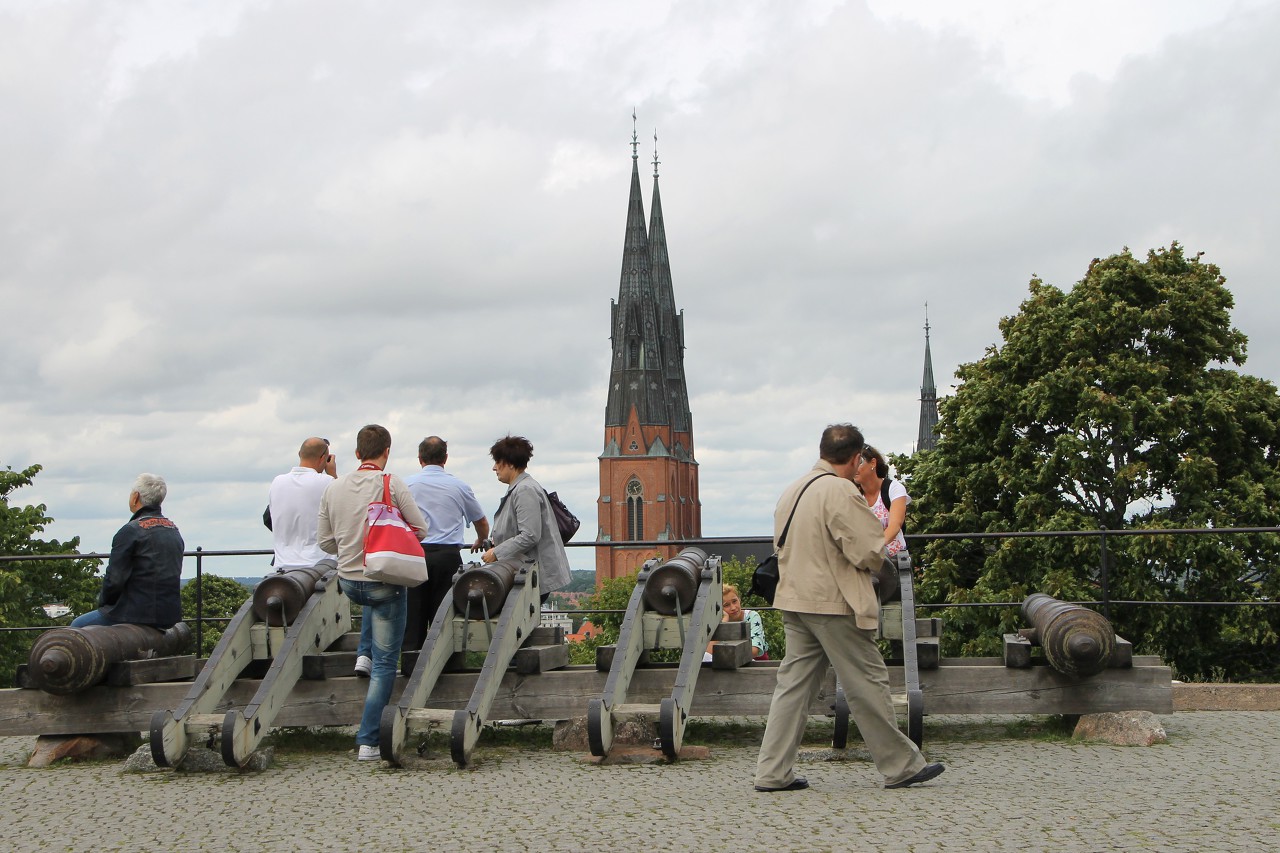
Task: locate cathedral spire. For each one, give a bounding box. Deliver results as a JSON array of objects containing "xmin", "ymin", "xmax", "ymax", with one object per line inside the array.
[
  {"xmin": 605, "ymin": 118, "xmax": 669, "ymax": 428},
  {"xmin": 917, "ymin": 304, "xmax": 939, "ymax": 452},
  {"xmin": 648, "ymin": 135, "xmax": 692, "ymax": 439}
]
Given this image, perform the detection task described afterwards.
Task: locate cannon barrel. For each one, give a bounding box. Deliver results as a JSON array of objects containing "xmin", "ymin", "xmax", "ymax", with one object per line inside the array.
[
  {"xmin": 28, "ymin": 622, "xmax": 193, "ymax": 695},
  {"xmin": 252, "ymin": 558, "xmax": 337, "ymax": 626},
  {"xmin": 452, "ymin": 559, "xmax": 523, "ymax": 617},
  {"xmin": 641, "ymin": 547, "xmax": 710, "ymax": 616},
  {"xmin": 1020, "ymin": 593, "xmax": 1116, "ymax": 677}
]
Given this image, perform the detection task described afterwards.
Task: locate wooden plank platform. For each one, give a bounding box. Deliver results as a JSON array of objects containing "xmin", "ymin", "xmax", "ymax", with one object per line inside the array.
[{"xmin": 0, "ymin": 657, "xmax": 1172, "ymax": 736}]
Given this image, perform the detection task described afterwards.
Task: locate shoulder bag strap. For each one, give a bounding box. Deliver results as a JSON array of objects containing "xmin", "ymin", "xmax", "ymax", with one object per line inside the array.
[{"xmin": 777, "ymin": 472, "xmax": 836, "ymax": 548}]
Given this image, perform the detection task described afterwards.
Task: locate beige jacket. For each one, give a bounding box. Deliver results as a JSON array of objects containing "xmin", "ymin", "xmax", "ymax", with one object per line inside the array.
[
  {"xmin": 772, "ymin": 460, "xmax": 887, "ymax": 629},
  {"xmin": 317, "ymin": 468, "xmax": 429, "ymax": 582}
]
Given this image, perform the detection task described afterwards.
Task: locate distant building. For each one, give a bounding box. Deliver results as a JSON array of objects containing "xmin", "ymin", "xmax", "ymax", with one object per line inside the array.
[
  {"xmin": 539, "ymin": 609, "xmax": 574, "ymax": 634},
  {"xmin": 597, "ymin": 123, "xmax": 700, "ymax": 582},
  {"xmin": 42, "ymin": 603, "xmax": 72, "ymax": 619},
  {"xmin": 567, "ymin": 620, "xmax": 603, "ymax": 644},
  {"xmin": 917, "ymin": 309, "xmax": 939, "ymax": 453}
]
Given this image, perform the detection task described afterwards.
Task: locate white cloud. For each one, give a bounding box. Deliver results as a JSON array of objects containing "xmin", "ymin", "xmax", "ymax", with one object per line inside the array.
[{"xmin": 2, "ymin": 0, "xmax": 1277, "ymax": 577}]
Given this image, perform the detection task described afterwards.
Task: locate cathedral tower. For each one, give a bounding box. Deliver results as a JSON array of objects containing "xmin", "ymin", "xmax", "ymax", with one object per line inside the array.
[
  {"xmin": 596, "ymin": 127, "xmax": 700, "ymax": 581},
  {"xmin": 917, "ymin": 307, "xmax": 939, "ymax": 453}
]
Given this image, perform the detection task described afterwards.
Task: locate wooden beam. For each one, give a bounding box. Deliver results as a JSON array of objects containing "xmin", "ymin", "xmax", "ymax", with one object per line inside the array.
[{"xmin": 0, "ymin": 658, "xmax": 1172, "ymax": 736}]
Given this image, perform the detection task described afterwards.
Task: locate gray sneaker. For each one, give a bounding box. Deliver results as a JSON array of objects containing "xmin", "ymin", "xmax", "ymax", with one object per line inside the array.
[
  {"xmin": 358, "ymin": 745, "xmax": 380, "ymax": 761},
  {"xmin": 354, "ymin": 655, "xmax": 372, "ymax": 677}
]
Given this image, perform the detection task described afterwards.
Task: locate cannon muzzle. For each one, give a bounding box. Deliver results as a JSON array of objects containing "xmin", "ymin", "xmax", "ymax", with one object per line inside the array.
[
  {"xmin": 641, "ymin": 547, "xmax": 710, "ymax": 616},
  {"xmin": 1020, "ymin": 593, "xmax": 1116, "ymax": 677},
  {"xmin": 252, "ymin": 558, "xmax": 337, "ymax": 626},
  {"xmin": 452, "ymin": 559, "xmax": 522, "ymax": 616}
]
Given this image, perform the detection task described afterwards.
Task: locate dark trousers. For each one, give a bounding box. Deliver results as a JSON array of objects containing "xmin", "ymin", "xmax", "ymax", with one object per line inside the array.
[{"xmin": 403, "ymin": 545, "xmax": 465, "ymax": 651}]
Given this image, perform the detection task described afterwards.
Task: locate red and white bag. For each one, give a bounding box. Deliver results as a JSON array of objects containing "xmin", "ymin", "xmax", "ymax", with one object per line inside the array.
[{"xmin": 363, "ymin": 474, "xmax": 427, "ymax": 586}]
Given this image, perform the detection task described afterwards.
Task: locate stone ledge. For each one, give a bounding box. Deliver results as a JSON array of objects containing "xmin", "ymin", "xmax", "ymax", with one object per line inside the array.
[{"xmin": 1173, "ymin": 683, "xmax": 1280, "ymax": 711}]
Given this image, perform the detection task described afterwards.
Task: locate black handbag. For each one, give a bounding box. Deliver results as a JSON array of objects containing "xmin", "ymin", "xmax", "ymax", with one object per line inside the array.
[
  {"xmin": 545, "ymin": 490, "xmax": 580, "ymax": 544},
  {"xmin": 750, "ymin": 473, "xmax": 835, "ymax": 605}
]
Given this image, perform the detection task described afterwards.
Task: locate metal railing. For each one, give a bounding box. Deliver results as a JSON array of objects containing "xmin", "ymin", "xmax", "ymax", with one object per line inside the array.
[{"xmin": 4, "ymin": 526, "xmax": 1278, "ymax": 650}]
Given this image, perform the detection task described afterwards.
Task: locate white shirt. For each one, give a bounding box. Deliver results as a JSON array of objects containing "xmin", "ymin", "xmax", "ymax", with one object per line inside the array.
[
  {"xmin": 268, "ymin": 467, "xmax": 334, "ymax": 569},
  {"xmin": 870, "ymin": 479, "xmax": 911, "ymax": 555}
]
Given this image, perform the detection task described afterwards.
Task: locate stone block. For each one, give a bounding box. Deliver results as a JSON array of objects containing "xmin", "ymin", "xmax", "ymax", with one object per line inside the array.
[{"xmin": 1072, "ymin": 711, "xmax": 1167, "ymax": 746}]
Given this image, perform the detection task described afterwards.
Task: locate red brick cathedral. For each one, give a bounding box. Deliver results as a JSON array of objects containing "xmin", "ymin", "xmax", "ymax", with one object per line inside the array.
[{"xmin": 596, "ymin": 128, "xmax": 700, "ymax": 581}]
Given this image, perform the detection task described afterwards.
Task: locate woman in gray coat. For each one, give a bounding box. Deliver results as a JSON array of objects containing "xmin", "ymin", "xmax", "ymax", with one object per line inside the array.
[{"xmin": 480, "ymin": 435, "xmax": 571, "ymax": 597}]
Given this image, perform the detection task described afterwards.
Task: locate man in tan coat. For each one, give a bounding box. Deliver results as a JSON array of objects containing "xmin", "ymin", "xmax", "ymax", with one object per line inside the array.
[{"xmin": 754, "ymin": 423, "xmax": 943, "ymax": 791}]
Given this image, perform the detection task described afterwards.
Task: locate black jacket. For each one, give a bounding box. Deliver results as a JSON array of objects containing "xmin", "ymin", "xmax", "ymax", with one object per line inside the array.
[{"xmin": 98, "ymin": 506, "xmax": 185, "ymax": 628}]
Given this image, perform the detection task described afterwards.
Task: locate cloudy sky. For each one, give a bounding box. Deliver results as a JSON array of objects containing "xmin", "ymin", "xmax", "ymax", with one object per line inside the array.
[{"xmin": 4, "ymin": 0, "xmax": 1277, "ymax": 578}]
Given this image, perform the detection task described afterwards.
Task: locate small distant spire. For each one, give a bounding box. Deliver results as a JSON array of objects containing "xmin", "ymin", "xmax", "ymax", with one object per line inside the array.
[
  {"xmin": 652, "ymin": 130, "xmax": 660, "ymax": 177},
  {"xmin": 917, "ymin": 303, "xmax": 939, "ymax": 453},
  {"xmin": 631, "ymin": 108, "xmax": 639, "ymax": 159}
]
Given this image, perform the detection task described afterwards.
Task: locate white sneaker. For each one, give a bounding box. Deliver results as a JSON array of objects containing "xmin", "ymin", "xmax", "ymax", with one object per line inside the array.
[
  {"xmin": 354, "ymin": 655, "xmax": 372, "ymax": 677},
  {"xmin": 358, "ymin": 744, "xmax": 380, "ymax": 761}
]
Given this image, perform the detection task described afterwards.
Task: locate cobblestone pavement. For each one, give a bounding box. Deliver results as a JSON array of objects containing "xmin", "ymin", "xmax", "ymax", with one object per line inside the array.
[{"xmin": 1, "ymin": 712, "xmax": 1276, "ymax": 852}]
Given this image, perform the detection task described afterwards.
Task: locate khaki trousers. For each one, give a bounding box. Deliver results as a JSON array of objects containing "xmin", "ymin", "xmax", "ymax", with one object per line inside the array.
[{"xmin": 754, "ymin": 611, "xmax": 925, "ymax": 788}]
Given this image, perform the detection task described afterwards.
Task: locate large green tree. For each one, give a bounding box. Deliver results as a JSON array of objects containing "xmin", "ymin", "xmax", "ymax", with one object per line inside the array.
[
  {"xmin": 898, "ymin": 244, "xmax": 1280, "ymax": 681},
  {"xmin": 0, "ymin": 464, "xmax": 102, "ymax": 687}
]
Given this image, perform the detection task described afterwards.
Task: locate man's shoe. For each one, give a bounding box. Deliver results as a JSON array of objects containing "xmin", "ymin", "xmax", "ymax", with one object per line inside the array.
[
  {"xmin": 357, "ymin": 745, "xmax": 380, "ymax": 761},
  {"xmin": 754, "ymin": 775, "xmax": 809, "ymax": 792},
  {"xmin": 886, "ymin": 762, "xmax": 944, "ymax": 789},
  {"xmin": 354, "ymin": 655, "xmax": 372, "ymax": 678}
]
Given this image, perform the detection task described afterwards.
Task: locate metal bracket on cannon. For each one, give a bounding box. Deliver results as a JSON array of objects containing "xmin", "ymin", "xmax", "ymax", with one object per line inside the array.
[
  {"xmin": 380, "ymin": 558, "xmax": 568, "ymax": 768},
  {"xmin": 833, "ymin": 550, "xmax": 934, "ymax": 749},
  {"xmin": 148, "ymin": 559, "xmax": 352, "ymax": 768},
  {"xmin": 587, "ymin": 547, "xmax": 727, "ymax": 760}
]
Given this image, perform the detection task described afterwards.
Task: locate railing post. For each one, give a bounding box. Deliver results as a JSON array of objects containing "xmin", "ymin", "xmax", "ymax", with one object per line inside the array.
[
  {"xmin": 195, "ymin": 546, "xmax": 204, "ymax": 654},
  {"xmin": 1098, "ymin": 528, "xmax": 1111, "ymax": 620}
]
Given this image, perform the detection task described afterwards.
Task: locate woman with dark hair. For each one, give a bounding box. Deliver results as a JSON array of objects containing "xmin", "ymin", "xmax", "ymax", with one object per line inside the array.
[
  {"xmin": 480, "ymin": 435, "xmax": 571, "ymax": 597},
  {"xmin": 855, "ymin": 445, "xmax": 910, "ymax": 556}
]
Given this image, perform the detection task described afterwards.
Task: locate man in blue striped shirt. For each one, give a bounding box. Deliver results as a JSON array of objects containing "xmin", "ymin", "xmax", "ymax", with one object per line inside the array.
[{"xmin": 401, "ymin": 435, "xmax": 490, "ymax": 650}]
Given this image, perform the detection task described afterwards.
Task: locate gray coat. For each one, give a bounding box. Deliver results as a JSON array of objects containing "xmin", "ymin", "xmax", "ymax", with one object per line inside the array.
[{"xmin": 491, "ymin": 471, "xmax": 571, "ymax": 594}]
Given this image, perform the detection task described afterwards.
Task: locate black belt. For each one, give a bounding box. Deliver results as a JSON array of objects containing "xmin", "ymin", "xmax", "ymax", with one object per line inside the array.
[{"xmin": 423, "ymin": 543, "xmax": 463, "ymax": 552}]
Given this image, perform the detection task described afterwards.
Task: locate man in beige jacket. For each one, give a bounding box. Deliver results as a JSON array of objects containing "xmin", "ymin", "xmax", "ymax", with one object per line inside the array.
[{"xmin": 754, "ymin": 423, "xmax": 943, "ymax": 791}]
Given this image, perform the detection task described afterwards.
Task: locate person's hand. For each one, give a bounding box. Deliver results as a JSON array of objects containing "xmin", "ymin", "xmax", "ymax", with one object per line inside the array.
[
  {"xmin": 323, "ymin": 454, "xmax": 337, "ymax": 478},
  {"xmin": 481, "ymin": 548, "xmax": 496, "ymax": 564}
]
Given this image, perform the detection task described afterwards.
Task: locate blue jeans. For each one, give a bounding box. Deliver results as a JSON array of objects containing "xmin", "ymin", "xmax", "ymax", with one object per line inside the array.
[
  {"xmin": 356, "ymin": 606, "xmax": 373, "ymax": 660},
  {"xmin": 70, "ymin": 609, "xmax": 118, "ymax": 628},
  {"xmin": 338, "ymin": 579, "xmax": 407, "ymax": 746}
]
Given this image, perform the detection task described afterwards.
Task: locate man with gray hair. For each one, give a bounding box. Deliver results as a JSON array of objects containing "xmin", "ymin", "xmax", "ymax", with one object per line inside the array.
[{"xmin": 71, "ymin": 473, "xmax": 185, "ymax": 629}]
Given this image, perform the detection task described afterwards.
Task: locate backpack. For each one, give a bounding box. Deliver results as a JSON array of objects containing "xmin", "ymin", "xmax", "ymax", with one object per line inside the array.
[{"xmin": 881, "ymin": 478, "xmax": 907, "ymax": 536}]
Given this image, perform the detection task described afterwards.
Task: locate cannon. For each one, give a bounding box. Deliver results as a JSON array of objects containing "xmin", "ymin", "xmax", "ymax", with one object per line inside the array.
[
  {"xmin": 252, "ymin": 562, "xmax": 331, "ymax": 626},
  {"xmin": 1005, "ymin": 593, "xmax": 1120, "ymax": 678},
  {"xmin": 27, "ymin": 622, "xmax": 193, "ymax": 695},
  {"xmin": 150, "ymin": 558, "xmax": 352, "ymax": 768},
  {"xmin": 381, "ymin": 557, "xmax": 568, "ymax": 768},
  {"xmin": 588, "ymin": 547, "xmax": 732, "ymax": 760}
]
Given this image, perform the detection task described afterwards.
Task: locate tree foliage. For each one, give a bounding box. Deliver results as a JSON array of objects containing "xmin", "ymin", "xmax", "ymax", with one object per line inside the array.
[
  {"xmin": 573, "ymin": 556, "xmax": 785, "ymax": 661},
  {"xmin": 897, "ymin": 244, "xmax": 1280, "ymax": 680},
  {"xmin": 181, "ymin": 574, "xmax": 252, "ymax": 656},
  {"xmin": 0, "ymin": 463, "xmax": 102, "ymax": 687}
]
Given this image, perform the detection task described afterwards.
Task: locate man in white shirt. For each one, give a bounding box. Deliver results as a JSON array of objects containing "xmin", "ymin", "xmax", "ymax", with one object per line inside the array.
[{"xmin": 267, "ymin": 437, "xmax": 337, "ymax": 569}]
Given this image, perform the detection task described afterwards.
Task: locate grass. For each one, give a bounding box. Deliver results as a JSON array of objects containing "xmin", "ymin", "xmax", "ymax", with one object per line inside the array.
[{"xmin": 257, "ymin": 712, "xmax": 1080, "ymax": 757}]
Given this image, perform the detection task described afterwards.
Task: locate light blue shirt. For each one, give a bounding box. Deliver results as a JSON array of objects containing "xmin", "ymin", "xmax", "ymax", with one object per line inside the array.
[{"xmin": 403, "ymin": 465, "xmax": 486, "ymax": 545}]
